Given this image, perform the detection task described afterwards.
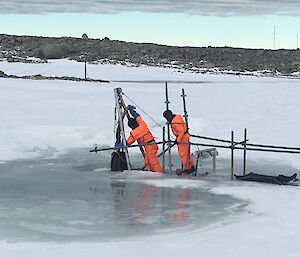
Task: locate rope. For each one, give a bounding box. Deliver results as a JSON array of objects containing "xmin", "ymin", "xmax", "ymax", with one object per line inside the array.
[
  {"xmin": 122, "ymin": 93, "xmax": 163, "ymax": 128},
  {"xmin": 122, "ymin": 92, "xmax": 176, "ymax": 140}
]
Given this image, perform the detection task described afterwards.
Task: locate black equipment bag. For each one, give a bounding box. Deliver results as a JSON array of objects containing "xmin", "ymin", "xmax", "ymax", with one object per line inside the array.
[{"xmin": 111, "ymin": 151, "xmax": 128, "ymax": 171}]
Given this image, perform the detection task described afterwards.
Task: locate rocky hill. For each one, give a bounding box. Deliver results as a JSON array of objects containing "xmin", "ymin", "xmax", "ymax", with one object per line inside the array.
[{"xmin": 1, "ymin": 34, "xmax": 300, "ymax": 75}]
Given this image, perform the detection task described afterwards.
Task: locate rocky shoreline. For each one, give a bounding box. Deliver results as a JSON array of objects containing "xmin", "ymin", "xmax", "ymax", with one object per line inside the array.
[
  {"xmin": 0, "ymin": 70, "xmax": 109, "ymax": 83},
  {"xmin": 1, "ymin": 33, "xmax": 300, "ymax": 76}
]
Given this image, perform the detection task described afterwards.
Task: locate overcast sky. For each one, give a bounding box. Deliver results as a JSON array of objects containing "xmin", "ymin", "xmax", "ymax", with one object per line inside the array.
[
  {"xmin": 2, "ymin": 0, "xmax": 300, "ymax": 16},
  {"xmin": 1, "ymin": 0, "xmax": 300, "ymax": 49}
]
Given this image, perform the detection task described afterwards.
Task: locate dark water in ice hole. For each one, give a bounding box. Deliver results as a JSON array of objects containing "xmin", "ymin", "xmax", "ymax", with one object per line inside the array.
[{"xmin": 0, "ymin": 148, "xmax": 296, "ymax": 242}]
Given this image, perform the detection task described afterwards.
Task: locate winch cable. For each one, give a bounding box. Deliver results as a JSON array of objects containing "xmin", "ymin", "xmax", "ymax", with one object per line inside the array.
[{"xmin": 122, "ymin": 92, "xmax": 176, "ymax": 140}]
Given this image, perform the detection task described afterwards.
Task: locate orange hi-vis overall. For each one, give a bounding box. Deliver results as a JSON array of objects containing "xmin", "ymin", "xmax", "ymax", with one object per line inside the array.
[
  {"xmin": 127, "ymin": 116, "xmax": 162, "ymax": 172},
  {"xmin": 170, "ymin": 114, "xmax": 194, "ymax": 170}
]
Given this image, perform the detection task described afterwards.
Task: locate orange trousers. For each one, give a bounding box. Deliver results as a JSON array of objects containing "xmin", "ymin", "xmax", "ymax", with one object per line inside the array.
[
  {"xmin": 177, "ymin": 134, "xmax": 194, "ymax": 170},
  {"xmin": 144, "ymin": 144, "xmax": 162, "ymax": 172}
]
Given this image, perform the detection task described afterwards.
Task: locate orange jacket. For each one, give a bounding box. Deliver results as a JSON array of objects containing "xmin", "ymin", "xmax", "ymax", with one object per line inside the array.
[
  {"xmin": 127, "ymin": 116, "xmax": 154, "ymax": 145},
  {"xmin": 170, "ymin": 114, "xmax": 187, "ymax": 142}
]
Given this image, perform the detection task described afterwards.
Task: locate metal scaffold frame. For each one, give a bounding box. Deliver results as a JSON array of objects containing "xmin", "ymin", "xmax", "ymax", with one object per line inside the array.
[
  {"xmin": 165, "ymin": 82, "xmax": 173, "ymax": 174},
  {"xmin": 90, "ymin": 84, "xmax": 300, "ymax": 179}
]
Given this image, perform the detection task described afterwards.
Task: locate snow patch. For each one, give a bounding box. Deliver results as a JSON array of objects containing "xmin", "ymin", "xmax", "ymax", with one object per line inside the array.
[
  {"xmin": 112, "ymin": 170, "xmax": 163, "ymax": 179},
  {"xmin": 141, "ymin": 178, "xmax": 209, "ymax": 189}
]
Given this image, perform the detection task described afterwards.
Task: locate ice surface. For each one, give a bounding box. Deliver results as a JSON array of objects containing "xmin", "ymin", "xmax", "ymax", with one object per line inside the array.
[
  {"xmin": 1, "ymin": 59, "xmax": 300, "ymax": 168},
  {"xmin": 1, "ymin": 153, "xmax": 299, "ymax": 257},
  {"xmin": 1, "ymin": 59, "xmax": 300, "ymax": 257},
  {"xmin": 0, "ymin": 149, "xmax": 243, "ymax": 242}
]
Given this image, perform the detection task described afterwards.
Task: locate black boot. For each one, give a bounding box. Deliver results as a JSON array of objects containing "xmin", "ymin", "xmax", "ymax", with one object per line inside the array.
[{"xmin": 183, "ymin": 166, "xmax": 196, "ymax": 175}]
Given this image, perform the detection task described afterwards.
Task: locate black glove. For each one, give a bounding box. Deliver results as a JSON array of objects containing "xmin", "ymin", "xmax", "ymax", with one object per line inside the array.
[
  {"xmin": 115, "ymin": 142, "xmax": 125, "ymax": 148},
  {"xmin": 127, "ymin": 105, "xmax": 136, "ymax": 110}
]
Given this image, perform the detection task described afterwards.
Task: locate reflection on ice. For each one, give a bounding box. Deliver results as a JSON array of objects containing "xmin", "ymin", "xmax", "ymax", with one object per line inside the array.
[{"xmin": 0, "ymin": 149, "xmax": 245, "ymax": 242}]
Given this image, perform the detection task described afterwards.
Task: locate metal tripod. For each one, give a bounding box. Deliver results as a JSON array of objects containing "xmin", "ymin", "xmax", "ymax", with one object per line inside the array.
[{"xmin": 114, "ymin": 88, "xmax": 132, "ymax": 171}]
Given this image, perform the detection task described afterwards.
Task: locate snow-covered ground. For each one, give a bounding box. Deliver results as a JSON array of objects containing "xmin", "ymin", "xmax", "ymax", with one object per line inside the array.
[
  {"xmin": 0, "ymin": 59, "xmax": 300, "ymax": 256},
  {"xmin": 1, "ymin": 59, "xmax": 300, "ymax": 167}
]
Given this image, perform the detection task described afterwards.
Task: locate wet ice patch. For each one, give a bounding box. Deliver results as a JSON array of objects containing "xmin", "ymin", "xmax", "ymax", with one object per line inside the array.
[{"xmin": 0, "ymin": 152, "xmax": 243, "ymax": 242}]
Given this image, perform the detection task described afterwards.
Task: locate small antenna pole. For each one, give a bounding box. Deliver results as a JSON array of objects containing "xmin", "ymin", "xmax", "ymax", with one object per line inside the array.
[
  {"xmin": 243, "ymin": 128, "xmax": 247, "ymax": 176},
  {"xmin": 231, "ymin": 131, "xmax": 234, "ymax": 180}
]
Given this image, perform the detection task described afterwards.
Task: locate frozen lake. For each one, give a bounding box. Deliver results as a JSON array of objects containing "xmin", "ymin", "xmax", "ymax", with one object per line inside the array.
[
  {"xmin": 0, "ymin": 148, "xmax": 297, "ymax": 243},
  {"xmin": 0, "ymin": 149, "xmax": 248, "ymax": 243},
  {"xmin": 1, "ymin": 60, "xmax": 300, "ymax": 256}
]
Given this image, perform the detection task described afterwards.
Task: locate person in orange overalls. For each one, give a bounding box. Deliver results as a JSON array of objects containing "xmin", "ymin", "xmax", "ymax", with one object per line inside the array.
[
  {"xmin": 163, "ymin": 109, "xmax": 195, "ymax": 173},
  {"xmin": 120, "ymin": 105, "xmax": 162, "ymax": 172}
]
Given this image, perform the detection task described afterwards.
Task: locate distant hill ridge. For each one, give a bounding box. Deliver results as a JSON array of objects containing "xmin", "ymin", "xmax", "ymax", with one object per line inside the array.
[{"xmin": 0, "ymin": 34, "xmax": 300, "ymax": 75}]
